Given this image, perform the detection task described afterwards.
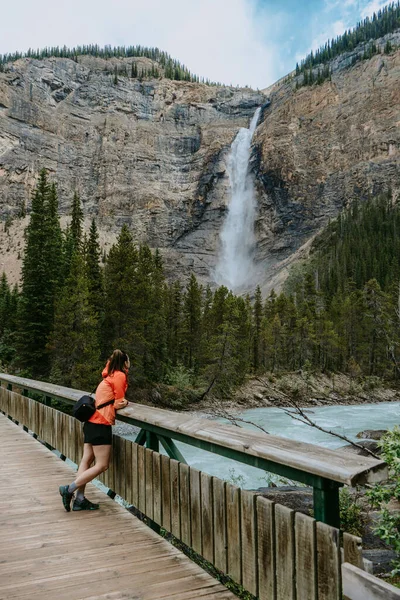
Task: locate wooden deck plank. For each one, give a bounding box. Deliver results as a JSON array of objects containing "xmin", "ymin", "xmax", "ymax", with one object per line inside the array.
[{"xmin": 0, "ymin": 414, "xmax": 237, "ymax": 600}]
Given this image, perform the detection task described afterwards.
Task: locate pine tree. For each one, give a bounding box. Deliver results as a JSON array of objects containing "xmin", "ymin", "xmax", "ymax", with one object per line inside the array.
[
  {"xmin": 0, "ymin": 274, "xmax": 13, "ymax": 361},
  {"xmin": 252, "ymin": 286, "xmax": 263, "ymax": 372},
  {"xmin": 384, "ymin": 40, "xmax": 393, "ymax": 54},
  {"xmin": 146, "ymin": 249, "xmax": 167, "ymax": 381},
  {"xmin": 43, "ymin": 182, "xmax": 63, "ymax": 310},
  {"xmin": 198, "ymin": 285, "xmax": 213, "ymax": 372},
  {"xmin": 0, "ymin": 272, "xmax": 10, "ymax": 339},
  {"xmin": 130, "ymin": 244, "xmax": 157, "ymax": 380},
  {"xmin": 0, "ymin": 274, "xmax": 19, "ymax": 366},
  {"xmin": 61, "ymin": 225, "xmax": 75, "ymax": 283},
  {"xmin": 235, "ymin": 295, "xmax": 252, "ymax": 383},
  {"xmin": 166, "ymin": 281, "xmax": 183, "ymax": 367},
  {"xmin": 70, "ymin": 192, "xmax": 84, "ymax": 251},
  {"xmin": 86, "ymin": 219, "xmax": 104, "ymax": 319},
  {"xmin": 201, "ymin": 286, "xmax": 232, "ymax": 394},
  {"xmin": 102, "ymin": 224, "xmax": 138, "ymax": 360},
  {"xmin": 362, "ymin": 279, "xmax": 388, "ymax": 375},
  {"xmin": 18, "ymin": 170, "xmax": 54, "ymax": 375},
  {"xmin": 50, "ymin": 251, "xmax": 101, "ymax": 389},
  {"xmin": 182, "ymin": 274, "xmax": 202, "ymax": 371}
]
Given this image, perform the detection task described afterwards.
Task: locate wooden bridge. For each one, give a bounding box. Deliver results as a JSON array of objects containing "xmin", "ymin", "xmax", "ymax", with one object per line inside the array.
[{"xmin": 1, "ymin": 374, "xmax": 399, "ymax": 600}]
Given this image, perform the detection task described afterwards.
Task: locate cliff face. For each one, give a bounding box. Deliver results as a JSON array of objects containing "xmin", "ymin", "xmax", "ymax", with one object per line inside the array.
[
  {"xmin": 253, "ymin": 39, "xmax": 400, "ymax": 291},
  {"xmin": 0, "ymin": 45, "xmax": 399, "ymax": 291},
  {"xmin": 0, "ymin": 55, "xmax": 265, "ymax": 282}
]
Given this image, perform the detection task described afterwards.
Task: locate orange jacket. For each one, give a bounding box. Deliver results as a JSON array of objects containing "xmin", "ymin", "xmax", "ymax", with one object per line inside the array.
[{"xmin": 88, "ymin": 364, "xmax": 128, "ymax": 426}]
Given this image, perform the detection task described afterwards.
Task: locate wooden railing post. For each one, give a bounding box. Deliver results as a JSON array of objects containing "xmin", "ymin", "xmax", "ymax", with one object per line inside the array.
[
  {"xmin": 313, "ymin": 479, "xmax": 341, "ymax": 528},
  {"xmin": 22, "ymin": 389, "xmax": 29, "ymax": 432}
]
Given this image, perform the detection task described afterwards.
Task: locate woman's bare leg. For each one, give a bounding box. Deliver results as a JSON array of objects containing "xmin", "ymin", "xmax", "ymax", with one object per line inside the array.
[
  {"xmin": 75, "ymin": 443, "xmax": 95, "ymax": 499},
  {"xmin": 60, "ymin": 445, "xmax": 111, "ymax": 511},
  {"xmin": 72, "ymin": 444, "xmax": 111, "ymax": 488}
]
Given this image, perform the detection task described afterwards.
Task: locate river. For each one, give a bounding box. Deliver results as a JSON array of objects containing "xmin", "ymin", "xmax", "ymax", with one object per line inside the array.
[{"xmin": 124, "ymin": 402, "xmax": 400, "ymax": 490}]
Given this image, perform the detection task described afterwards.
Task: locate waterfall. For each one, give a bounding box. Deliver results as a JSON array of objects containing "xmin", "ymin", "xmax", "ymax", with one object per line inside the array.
[{"xmin": 214, "ymin": 107, "xmax": 261, "ymax": 292}]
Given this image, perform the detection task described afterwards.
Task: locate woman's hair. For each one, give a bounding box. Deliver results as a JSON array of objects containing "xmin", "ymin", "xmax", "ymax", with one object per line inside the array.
[{"xmin": 107, "ymin": 349, "xmax": 130, "ymax": 376}]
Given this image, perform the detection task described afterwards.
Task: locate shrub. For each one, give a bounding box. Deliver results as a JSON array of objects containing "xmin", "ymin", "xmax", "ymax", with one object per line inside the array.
[
  {"xmin": 163, "ymin": 364, "xmax": 194, "ymax": 390},
  {"xmin": 367, "ymin": 426, "xmax": 400, "ymax": 575},
  {"xmin": 339, "ymin": 487, "xmax": 366, "ymax": 537}
]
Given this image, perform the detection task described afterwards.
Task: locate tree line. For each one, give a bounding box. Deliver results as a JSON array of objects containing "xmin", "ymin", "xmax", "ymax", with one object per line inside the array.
[
  {"xmin": 294, "ymin": 2, "xmax": 399, "ymax": 88},
  {"xmin": 1, "ymin": 173, "xmax": 400, "ymax": 400},
  {"xmin": 0, "ymin": 43, "xmax": 222, "ymax": 86},
  {"xmin": 298, "ymin": 2, "xmax": 400, "ymax": 72}
]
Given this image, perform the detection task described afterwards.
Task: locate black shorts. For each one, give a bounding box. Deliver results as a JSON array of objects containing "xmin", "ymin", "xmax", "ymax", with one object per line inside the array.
[{"xmin": 83, "ymin": 422, "xmax": 112, "ymax": 446}]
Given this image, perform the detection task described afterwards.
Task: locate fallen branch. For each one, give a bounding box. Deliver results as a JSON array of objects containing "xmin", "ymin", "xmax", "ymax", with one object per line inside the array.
[
  {"xmin": 204, "ymin": 401, "xmax": 270, "ymax": 435},
  {"xmin": 255, "ymin": 377, "xmax": 381, "ymax": 459},
  {"xmin": 206, "ymin": 377, "xmax": 381, "ymax": 460}
]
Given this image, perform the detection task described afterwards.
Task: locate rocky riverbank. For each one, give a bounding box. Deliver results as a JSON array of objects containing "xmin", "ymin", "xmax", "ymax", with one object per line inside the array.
[{"xmin": 190, "ymin": 371, "xmax": 400, "ymax": 413}]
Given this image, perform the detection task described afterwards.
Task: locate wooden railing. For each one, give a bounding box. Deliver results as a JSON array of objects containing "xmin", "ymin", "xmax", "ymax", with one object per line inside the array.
[
  {"xmin": 0, "ymin": 374, "xmax": 395, "ymax": 600},
  {"xmin": 0, "ymin": 373, "xmax": 387, "ymax": 528},
  {"xmin": 342, "ymin": 563, "xmax": 400, "ymax": 600}
]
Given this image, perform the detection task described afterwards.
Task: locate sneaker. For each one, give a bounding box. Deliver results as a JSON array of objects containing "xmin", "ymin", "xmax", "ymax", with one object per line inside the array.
[
  {"xmin": 59, "ymin": 484, "xmax": 74, "ymax": 512},
  {"xmin": 72, "ymin": 498, "xmax": 100, "ymax": 511}
]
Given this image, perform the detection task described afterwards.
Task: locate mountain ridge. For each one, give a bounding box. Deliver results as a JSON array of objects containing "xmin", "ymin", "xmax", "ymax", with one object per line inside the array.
[{"xmin": 0, "ymin": 34, "xmax": 399, "ymax": 292}]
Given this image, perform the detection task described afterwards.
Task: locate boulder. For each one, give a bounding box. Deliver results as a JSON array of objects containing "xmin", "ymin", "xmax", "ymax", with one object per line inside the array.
[
  {"xmin": 338, "ymin": 440, "xmax": 381, "ymax": 456},
  {"xmin": 356, "ymin": 430, "xmax": 387, "ymax": 440},
  {"xmin": 257, "ymin": 485, "xmax": 313, "ymax": 515}
]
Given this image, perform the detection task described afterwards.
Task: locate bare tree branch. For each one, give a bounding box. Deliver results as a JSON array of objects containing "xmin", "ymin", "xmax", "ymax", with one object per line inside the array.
[
  {"xmin": 205, "ymin": 403, "xmax": 270, "ymax": 435},
  {"xmin": 205, "ymin": 376, "xmax": 381, "ymax": 460},
  {"xmin": 281, "ymin": 403, "xmax": 380, "ymax": 459},
  {"xmin": 255, "ymin": 377, "xmax": 381, "ymax": 459}
]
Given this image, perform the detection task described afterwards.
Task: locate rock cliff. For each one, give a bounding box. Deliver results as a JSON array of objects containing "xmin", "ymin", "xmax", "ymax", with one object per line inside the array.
[
  {"xmin": 0, "ymin": 55, "xmax": 265, "ymax": 284},
  {"xmin": 0, "ymin": 41, "xmax": 399, "ymax": 292},
  {"xmin": 253, "ymin": 33, "xmax": 400, "ymax": 291}
]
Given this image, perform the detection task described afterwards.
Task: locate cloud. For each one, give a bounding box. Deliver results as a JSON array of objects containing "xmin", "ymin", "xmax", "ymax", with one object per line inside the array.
[
  {"xmin": 324, "ymin": 0, "xmax": 359, "ymax": 11},
  {"xmin": 312, "ymin": 20, "xmax": 348, "ymax": 50},
  {"xmin": 360, "ymin": 0, "xmax": 390, "ymax": 18},
  {"xmin": 0, "ymin": 0, "xmax": 281, "ymax": 89},
  {"xmin": 295, "ymin": 19, "xmax": 349, "ymax": 63}
]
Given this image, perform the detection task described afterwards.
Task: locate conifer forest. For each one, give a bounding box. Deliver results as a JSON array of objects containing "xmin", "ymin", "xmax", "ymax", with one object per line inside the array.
[{"xmin": 1, "ymin": 171, "xmax": 400, "ymax": 401}]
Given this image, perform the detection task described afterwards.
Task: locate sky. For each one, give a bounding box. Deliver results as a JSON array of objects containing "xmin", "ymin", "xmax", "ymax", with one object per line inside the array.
[{"xmin": 0, "ymin": 0, "xmax": 392, "ymax": 89}]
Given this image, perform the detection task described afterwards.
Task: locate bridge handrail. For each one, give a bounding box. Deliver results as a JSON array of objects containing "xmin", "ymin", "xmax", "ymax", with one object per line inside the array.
[
  {"xmin": 0, "ymin": 372, "xmax": 388, "ymax": 527},
  {"xmin": 342, "ymin": 563, "xmax": 400, "ymax": 599},
  {"xmin": 0, "ymin": 372, "xmax": 387, "ymax": 486}
]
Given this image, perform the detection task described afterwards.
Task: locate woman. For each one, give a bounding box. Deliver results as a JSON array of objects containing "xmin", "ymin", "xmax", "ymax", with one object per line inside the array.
[{"xmin": 59, "ymin": 349, "xmax": 130, "ymax": 511}]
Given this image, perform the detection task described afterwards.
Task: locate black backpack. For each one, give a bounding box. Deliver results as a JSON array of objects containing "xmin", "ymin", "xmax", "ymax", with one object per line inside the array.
[{"xmin": 72, "ymin": 394, "xmax": 115, "ymax": 422}]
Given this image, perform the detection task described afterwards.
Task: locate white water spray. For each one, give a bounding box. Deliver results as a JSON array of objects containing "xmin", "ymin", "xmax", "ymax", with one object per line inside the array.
[{"xmin": 214, "ymin": 107, "xmax": 261, "ymax": 292}]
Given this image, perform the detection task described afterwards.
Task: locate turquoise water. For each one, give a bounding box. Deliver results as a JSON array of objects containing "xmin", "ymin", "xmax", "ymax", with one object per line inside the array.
[{"xmin": 126, "ymin": 402, "xmax": 400, "ymax": 489}]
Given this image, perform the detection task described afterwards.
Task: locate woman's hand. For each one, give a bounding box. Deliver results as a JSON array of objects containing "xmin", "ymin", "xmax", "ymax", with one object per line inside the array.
[{"xmin": 115, "ymin": 398, "xmax": 129, "ymax": 410}]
